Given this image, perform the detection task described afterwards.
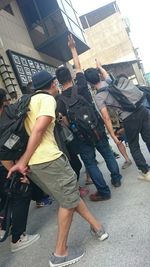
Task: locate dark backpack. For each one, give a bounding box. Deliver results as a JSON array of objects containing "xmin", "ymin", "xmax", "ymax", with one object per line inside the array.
[
  {"xmin": 59, "ymin": 86, "xmax": 102, "ymax": 145},
  {"xmin": 97, "ymin": 77, "xmax": 144, "ymax": 112},
  {"xmin": 138, "ymin": 85, "xmax": 150, "ymax": 109},
  {"xmin": 0, "ymin": 91, "xmax": 49, "ymax": 161}
]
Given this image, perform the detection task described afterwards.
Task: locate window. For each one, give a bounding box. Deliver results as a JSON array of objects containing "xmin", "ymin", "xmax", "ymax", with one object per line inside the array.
[
  {"xmin": 65, "ymin": 0, "xmax": 72, "ymax": 6},
  {"xmin": 61, "ymin": 11, "xmax": 71, "ymax": 31},
  {"xmin": 63, "ymin": 1, "xmax": 77, "ymax": 23},
  {"xmin": 35, "ymin": 0, "xmax": 58, "ymax": 18},
  {"xmin": 17, "ymin": 0, "xmax": 40, "ymax": 29},
  {"xmin": 3, "ymin": 4, "xmax": 14, "ymax": 16},
  {"xmin": 69, "ymin": 20, "xmax": 84, "ymax": 41},
  {"xmin": 57, "ymin": 0, "xmax": 65, "ymax": 12},
  {"xmin": 45, "ymin": 10, "xmax": 66, "ymax": 37}
]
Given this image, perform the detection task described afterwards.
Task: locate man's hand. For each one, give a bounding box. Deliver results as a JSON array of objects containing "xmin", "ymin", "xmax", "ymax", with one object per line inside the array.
[
  {"xmin": 7, "ymin": 161, "xmax": 28, "ymax": 178},
  {"xmin": 95, "ymin": 58, "xmax": 102, "ymax": 69},
  {"xmin": 113, "ymin": 136, "xmax": 121, "ymax": 146},
  {"xmin": 20, "ymin": 176, "xmax": 30, "ymax": 184},
  {"xmin": 68, "ymin": 34, "xmax": 76, "ymax": 49},
  {"xmin": 95, "ymin": 59, "xmax": 109, "ymax": 80}
]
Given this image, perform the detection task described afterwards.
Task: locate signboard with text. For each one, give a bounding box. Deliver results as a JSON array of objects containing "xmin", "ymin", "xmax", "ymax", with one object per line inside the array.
[{"xmin": 7, "ymin": 50, "xmax": 56, "ymax": 90}]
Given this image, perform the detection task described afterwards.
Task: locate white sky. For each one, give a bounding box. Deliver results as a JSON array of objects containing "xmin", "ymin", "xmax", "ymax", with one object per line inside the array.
[{"xmin": 71, "ymin": 0, "xmax": 150, "ymax": 73}]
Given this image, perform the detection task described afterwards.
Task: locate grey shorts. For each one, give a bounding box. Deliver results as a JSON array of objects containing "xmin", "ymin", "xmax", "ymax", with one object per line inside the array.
[{"xmin": 29, "ymin": 154, "xmax": 80, "ymax": 209}]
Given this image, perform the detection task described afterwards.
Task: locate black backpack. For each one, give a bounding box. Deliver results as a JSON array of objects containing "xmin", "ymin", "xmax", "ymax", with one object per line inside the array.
[
  {"xmin": 0, "ymin": 91, "xmax": 49, "ymax": 161},
  {"xmin": 97, "ymin": 77, "xmax": 144, "ymax": 112},
  {"xmin": 59, "ymin": 86, "xmax": 102, "ymax": 145},
  {"xmin": 138, "ymin": 85, "xmax": 150, "ymax": 109}
]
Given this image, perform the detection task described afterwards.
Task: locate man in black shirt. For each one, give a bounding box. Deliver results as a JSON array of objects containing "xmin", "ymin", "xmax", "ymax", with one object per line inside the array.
[{"xmin": 56, "ymin": 35, "xmax": 122, "ymax": 201}]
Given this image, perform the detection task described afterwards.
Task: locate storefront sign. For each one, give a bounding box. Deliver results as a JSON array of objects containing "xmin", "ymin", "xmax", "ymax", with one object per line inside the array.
[{"xmin": 7, "ymin": 50, "xmax": 56, "ymax": 89}]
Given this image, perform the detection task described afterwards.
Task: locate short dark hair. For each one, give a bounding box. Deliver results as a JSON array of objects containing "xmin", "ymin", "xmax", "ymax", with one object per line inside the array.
[
  {"xmin": 0, "ymin": 88, "xmax": 7, "ymax": 108},
  {"xmin": 56, "ymin": 67, "xmax": 72, "ymax": 85},
  {"xmin": 84, "ymin": 68, "xmax": 100, "ymax": 84}
]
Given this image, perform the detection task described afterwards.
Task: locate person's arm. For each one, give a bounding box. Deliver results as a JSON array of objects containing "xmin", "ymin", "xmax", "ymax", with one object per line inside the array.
[
  {"xmin": 8, "ymin": 115, "xmax": 52, "ymax": 177},
  {"xmin": 68, "ymin": 34, "xmax": 82, "ymax": 73},
  {"xmin": 1, "ymin": 160, "xmax": 29, "ymax": 183},
  {"xmin": 95, "ymin": 59, "xmax": 110, "ymax": 80},
  {"xmin": 1, "ymin": 160, "xmax": 14, "ymax": 171},
  {"xmin": 100, "ymin": 106, "xmax": 121, "ymax": 145},
  {"xmin": 20, "ymin": 115, "xmax": 52, "ymax": 165},
  {"xmin": 68, "ymin": 34, "xmax": 93, "ymax": 103}
]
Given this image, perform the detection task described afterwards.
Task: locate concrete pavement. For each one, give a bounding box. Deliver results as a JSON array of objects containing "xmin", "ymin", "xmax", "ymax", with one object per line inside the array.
[{"xmin": 0, "ymin": 140, "xmax": 150, "ymax": 267}]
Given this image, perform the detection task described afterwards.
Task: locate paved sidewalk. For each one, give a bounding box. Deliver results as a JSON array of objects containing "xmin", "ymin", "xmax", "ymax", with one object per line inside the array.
[{"xmin": 0, "ymin": 140, "xmax": 150, "ymax": 267}]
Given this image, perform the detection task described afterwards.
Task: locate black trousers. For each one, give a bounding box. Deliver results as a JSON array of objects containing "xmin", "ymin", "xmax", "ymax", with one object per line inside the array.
[
  {"xmin": 0, "ymin": 166, "xmax": 46, "ymax": 242},
  {"xmin": 66, "ymin": 142, "xmax": 82, "ymax": 180},
  {"xmin": 10, "ymin": 194, "xmax": 31, "ymax": 243},
  {"xmin": 0, "ymin": 166, "xmax": 8, "ymax": 211},
  {"xmin": 123, "ymin": 106, "xmax": 150, "ymax": 173},
  {"xmin": 69, "ymin": 153, "xmax": 82, "ymax": 180},
  {"xmin": 30, "ymin": 180, "xmax": 48, "ymax": 201}
]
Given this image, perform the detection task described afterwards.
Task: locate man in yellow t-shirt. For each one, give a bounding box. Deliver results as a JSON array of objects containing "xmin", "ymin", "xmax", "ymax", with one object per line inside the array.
[
  {"xmin": 24, "ymin": 90, "xmax": 62, "ymax": 165},
  {"xmin": 8, "ymin": 70, "xmax": 108, "ymax": 267}
]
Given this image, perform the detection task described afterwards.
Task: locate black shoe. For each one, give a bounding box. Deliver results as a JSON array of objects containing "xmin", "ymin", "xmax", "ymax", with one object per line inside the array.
[{"xmin": 111, "ymin": 180, "xmax": 121, "ymax": 187}]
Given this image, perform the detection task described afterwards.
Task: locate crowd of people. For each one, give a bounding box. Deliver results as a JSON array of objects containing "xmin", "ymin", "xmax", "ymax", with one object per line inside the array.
[{"xmin": 0, "ymin": 34, "xmax": 150, "ymax": 267}]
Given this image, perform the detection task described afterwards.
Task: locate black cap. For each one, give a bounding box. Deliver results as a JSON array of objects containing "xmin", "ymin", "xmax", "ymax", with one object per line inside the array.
[{"xmin": 32, "ymin": 70, "xmax": 56, "ymax": 90}]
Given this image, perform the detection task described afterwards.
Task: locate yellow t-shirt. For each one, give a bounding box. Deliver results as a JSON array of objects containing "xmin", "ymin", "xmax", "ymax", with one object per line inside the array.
[{"xmin": 24, "ymin": 93, "xmax": 62, "ymax": 165}]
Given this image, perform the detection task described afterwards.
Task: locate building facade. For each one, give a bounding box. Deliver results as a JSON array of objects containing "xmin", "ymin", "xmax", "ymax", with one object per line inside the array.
[
  {"xmin": 0, "ymin": 0, "xmax": 88, "ymax": 98},
  {"xmin": 78, "ymin": 2, "xmax": 145, "ymax": 85}
]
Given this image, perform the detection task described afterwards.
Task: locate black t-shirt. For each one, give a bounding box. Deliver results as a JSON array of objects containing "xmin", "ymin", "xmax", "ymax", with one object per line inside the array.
[{"xmin": 57, "ymin": 72, "xmax": 94, "ymax": 115}]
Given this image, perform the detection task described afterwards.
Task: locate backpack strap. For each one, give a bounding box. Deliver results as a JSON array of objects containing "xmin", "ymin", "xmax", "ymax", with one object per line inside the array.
[
  {"xmin": 96, "ymin": 87, "xmax": 108, "ymax": 94},
  {"xmin": 32, "ymin": 90, "xmax": 50, "ymax": 97},
  {"xmin": 58, "ymin": 95, "xmax": 70, "ymax": 109},
  {"xmin": 58, "ymin": 86, "xmax": 79, "ymax": 108},
  {"xmin": 71, "ymin": 86, "xmax": 78, "ymax": 98}
]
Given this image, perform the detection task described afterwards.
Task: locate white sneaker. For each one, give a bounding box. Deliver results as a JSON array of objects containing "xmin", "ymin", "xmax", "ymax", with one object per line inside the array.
[
  {"xmin": 11, "ymin": 233, "xmax": 40, "ymax": 252},
  {"xmin": 122, "ymin": 159, "xmax": 132, "ymax": 169},
  {"xmin": 0, "ymin": 230, "xmax": 6, "ymax": 240},
  {"xmin": 138, "ymin": 170, "xmax": 150, "ymax": 181},
  {"xmin": 90, "ymin": 226, "xmax": 109, "ymax": 241}
]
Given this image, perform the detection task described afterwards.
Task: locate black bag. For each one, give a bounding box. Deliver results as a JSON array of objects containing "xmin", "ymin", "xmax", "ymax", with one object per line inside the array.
[
  {"xmin": 0, "ymin": 171, "xmax": 30, "ymax": 242},
  {"xmin": 59, "ymin": 86, "xmax": 101, "ymax": 145},
  {"xmin": 0, "ymin": 91, "xmax": 49, "ymax": 161},
  {"xmin": 138, "ymin": 85, "xmax": 150, "ymax": 109},
  {"xmin": 98, "ymin": 77, "xmax": 144, "ymax": 112}
]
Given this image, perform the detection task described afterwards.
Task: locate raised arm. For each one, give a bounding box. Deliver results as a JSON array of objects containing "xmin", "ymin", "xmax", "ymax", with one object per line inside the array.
[
  {"xmin": 68, "ymin": 34, "xmax": 82, "ymax": 73},
  {"xmin": 95, "ymin": 59, "xmax": 109, "ymax": 80}
]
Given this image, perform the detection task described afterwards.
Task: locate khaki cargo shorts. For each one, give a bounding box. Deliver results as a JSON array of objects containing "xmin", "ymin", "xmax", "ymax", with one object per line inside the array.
[{"xmin": 29, "ymin": 154, "xmax": 80, "ymax": 209}]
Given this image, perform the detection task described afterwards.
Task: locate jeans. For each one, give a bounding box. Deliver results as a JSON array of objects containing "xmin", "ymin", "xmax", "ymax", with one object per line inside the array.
[
  {"xmin": 124, "ymin": 106, "xmax": 150, "ymax": 173},
  {"xmin": 78, "ymin": 134, "xmax": 122, "ymax": 197}
]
